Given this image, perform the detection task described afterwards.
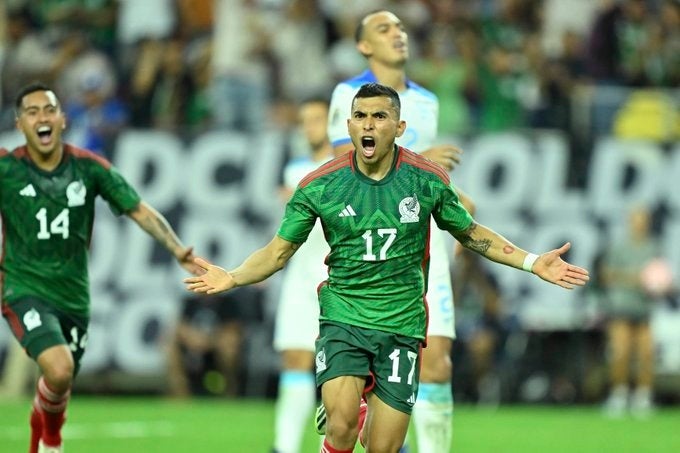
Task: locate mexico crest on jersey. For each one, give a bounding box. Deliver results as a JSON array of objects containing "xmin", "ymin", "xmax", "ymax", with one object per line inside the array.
[
  {"xmin": 66, "ymin": 180, "xmax": 86, "ymax": 207},
  {"xmin": 399, "ymin": 194, "xmax": 420, "ymax": 223}
]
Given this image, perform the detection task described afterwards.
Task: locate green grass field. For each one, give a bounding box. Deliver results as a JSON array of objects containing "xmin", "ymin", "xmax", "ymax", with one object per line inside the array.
[{"xmin": 1, "ymin": 397, "xmax": 679, "ymax": 452}]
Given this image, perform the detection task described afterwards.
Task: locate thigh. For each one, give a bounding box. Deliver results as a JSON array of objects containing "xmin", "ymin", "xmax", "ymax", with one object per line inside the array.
[
  {"xmin": 370, "ymin": 331, "xmax": 422, "ymax": 415},
  {"xmin": 607, "ymin": 319, "xmax": 633, "ymax": 355},
  {"xmin": 2, "ymin": 297, "xmax": 89, "ymax": 375},
  {"xmin": 315, "ymin": 321, "xmax": 371, "ymax": 386}
]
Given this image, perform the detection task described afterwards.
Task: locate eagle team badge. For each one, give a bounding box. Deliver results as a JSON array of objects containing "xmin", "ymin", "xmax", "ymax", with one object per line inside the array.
[
  {"xmin": 66, "ymin": 180, "xmax": 87, "ymax": 207},
  {"xmin": 399, "ymin": 194, "xmax": 420, "ymax": 223}
]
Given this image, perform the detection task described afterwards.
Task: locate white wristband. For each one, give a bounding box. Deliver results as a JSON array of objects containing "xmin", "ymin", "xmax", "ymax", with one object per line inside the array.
[{"xmin": 523, "ymin": 253, "xmax": 539, "ymax": 273}]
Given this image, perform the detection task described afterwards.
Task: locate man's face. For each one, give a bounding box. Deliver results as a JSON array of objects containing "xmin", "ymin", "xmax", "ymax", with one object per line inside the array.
[
  {"xmin": 347, "ymin": 95, "xmax": 405, "ymax": 167},
  {"xmin": 299, "ymin": 101, "xmax": 329, "ymax": 150},
  {"xmin": 357, "ymin": 11, "xmax": 409, "ymax": 66},
  {"xmin": 16, "ymin": 90, "xmax": 66, "ymax": 156}
]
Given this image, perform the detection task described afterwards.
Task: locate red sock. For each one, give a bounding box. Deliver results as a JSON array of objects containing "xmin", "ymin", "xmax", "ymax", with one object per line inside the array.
[
  {"xmin": 29, "ymin": 397, "xmax": 42, "ymax": 453},
  {"xmin": 37, "ymin": 377, "xmax": 70, "ymax": 447},
  {"xmin": 321, "ymin": 438, "xmax": 353, "ymax": 453}
]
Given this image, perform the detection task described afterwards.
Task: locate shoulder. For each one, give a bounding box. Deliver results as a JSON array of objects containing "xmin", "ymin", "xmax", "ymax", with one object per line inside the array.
[
  {"xmin": 405, "ymin": 80, "xmax": 438, "ymax": 103},
  {"xmin": 65, "ymin": 144, "xmax": 112, "ymax": 170},
  {"xmin": 0, "ymin": 146, "xmax": 26, "ymax": 167},
  {"xmin": 396, "ymin": 147, "xmax": 450, "ymax": 185},
  {"xmin": 299, "ymin": 152, "xmax": 352, "ymax": 189}
]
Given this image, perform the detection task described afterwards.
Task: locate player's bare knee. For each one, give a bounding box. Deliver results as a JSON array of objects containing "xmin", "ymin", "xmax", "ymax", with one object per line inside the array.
[
  {"xmin": 42, "ymin": 364, "xmax": 74, "ymax": 393},
  {"xmin": 326, "ymin": 412, "xmax": 359, "ymax": 444}
]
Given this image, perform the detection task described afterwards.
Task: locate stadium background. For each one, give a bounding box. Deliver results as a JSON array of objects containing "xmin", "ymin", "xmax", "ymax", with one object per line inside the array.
[{"xmin": 0, "ymin": 0, "xmax": 679, "ymax": 451}]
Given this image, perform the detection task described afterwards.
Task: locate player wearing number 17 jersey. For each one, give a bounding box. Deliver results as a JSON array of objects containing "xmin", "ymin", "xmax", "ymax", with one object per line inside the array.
[
  {"xmin": 1, "ymin": 82, "xmax": 200, "ymax": 453},
  {"xmin": 185, "ymin": 83, "xmax": 589, "ymax": 453}
]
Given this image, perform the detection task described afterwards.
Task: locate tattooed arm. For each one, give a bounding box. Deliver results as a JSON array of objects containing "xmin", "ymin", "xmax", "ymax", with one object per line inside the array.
[
  {"xmin": 127, "ymin": 201, "xmax": 201, "ymax": 275},
  {"xmin": 184, "ymin": 236, "xmax": 302, "ymax": 295},
  {"xmin": 452, "ymin": 222, "xmax": 590, "ymax": 289},
  {"xmin": 453, "ymin": 221, "xmax": 526, "ymax": 269}
]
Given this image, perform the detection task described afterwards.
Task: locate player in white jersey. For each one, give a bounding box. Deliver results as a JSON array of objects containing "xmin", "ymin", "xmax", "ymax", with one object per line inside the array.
[
  {"xmin": 272, "ymin": 97, "xmax": 333, "ymax": 453},
  {"xmin": 324, "ymin": 11, "xmax": 475, "ymax": 453}
]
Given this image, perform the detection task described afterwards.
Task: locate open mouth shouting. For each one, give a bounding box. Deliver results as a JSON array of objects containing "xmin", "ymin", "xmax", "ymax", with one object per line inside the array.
[
  {"xmin": 361, "ymin": 136, "xmax": 376, "ymax": 158},
  {"xmin": 37, "ymin": 125, "xmax": 53, "ymax": 146}
]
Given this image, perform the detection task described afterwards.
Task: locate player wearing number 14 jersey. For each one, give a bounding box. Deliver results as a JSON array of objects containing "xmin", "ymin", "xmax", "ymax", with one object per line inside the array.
[{"xmin": 1, "ymin": 82, "xmax": 200, "ymax": 453}]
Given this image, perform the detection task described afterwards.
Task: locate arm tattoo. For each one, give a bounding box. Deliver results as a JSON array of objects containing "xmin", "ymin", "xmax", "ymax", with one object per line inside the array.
[{"xmin": 457, "ymin": 222, "xmax": 492, "ymax": 254}]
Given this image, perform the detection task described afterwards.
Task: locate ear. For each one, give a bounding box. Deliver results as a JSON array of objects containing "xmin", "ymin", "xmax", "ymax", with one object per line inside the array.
[
  {"xmin": 356, "ymin": 40, "xmax": 372, "ymax": 58},
  {"xmin": 395, "ymin": 120, "xmax": 406, "ymax": 138}
]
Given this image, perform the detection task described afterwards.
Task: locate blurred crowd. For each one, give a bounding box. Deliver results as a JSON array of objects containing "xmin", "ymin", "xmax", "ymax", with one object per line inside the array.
[{"xmin": 0, "ymin": 0, "xmax": 678, "ymax": 157}]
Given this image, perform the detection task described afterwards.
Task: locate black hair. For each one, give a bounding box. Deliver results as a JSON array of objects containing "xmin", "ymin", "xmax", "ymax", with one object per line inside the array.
[
  {"xmin": 352, "ymin": 83, "xmax": 401, "ymax": 117},
  {"xmin": 354, "ymin": 9, "xmax": 389, "ymax": 42},
  {"xmin": 15, "ymin": 81, "xmax": 58, "ymax": 111}
]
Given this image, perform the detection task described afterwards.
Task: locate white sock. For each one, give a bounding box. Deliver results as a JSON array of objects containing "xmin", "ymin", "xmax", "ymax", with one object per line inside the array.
[
  {"xmin": 412, "ymin": 382, "xmax": 453, "ymax": 453},
  {"xmin": 274, "ymin": 370, "xmax": 316, "ymax": 453}
]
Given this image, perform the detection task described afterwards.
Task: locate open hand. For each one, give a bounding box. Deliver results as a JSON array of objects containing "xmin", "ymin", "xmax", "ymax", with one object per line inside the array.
[
  {"xmin": 533, "ymin": 243, "xmax": 590, "ymax": 289},
  {"xmin": 183, "ymin": 257, "xmax": 235, "ymax": 294},
  {"xmin": 420, "ymin": 145, "xmax": 463, "ymax": 171},
  {"xmin": 176, "ymin": 247, "xmax": 205, "ymax": 276}
]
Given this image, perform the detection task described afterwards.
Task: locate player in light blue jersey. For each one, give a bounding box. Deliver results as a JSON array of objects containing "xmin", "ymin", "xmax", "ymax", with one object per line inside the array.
[
  {"xmin": 326, "ymin": 10, "xmax": 474, "ymax": 453},
  {"xmin": 272, "ymin": 97, "xmax": 333, "ymax": 453}
]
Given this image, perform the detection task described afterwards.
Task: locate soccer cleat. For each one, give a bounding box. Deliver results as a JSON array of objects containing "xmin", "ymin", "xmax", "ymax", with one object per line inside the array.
[
  {"xmin": 38, "ymin": 440, "xmax": 63, "ymax": 453},
  {"xmin": 315, "ymin": 403, "xmax": 327, "ymax": 435}
]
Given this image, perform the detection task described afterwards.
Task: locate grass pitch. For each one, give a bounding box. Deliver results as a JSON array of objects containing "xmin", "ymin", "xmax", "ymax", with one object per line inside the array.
[{"xmin": 1, "ymin": 397, "xmax": 678, "ymax": 452}]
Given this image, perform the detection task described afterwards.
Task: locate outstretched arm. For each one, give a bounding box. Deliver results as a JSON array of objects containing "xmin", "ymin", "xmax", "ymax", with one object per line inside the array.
[
  {"xmin": 184, "ymin": 235, "xmax": 301, "ymax": 295},
  {"xmin": 127, "ymin": 201, "xmax": 201, "ymax": 275},
  {"xmin": 452, "ymin": 222, "xmax": 590, "ymax": 289}
]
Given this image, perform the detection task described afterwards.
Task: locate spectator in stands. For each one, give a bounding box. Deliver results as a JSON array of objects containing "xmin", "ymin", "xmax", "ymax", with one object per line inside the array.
[
  {"xmin": 210, "ymin": 0, "xmax": 272, "ymax": 132},
  {"xmin": 0, "ymin": 6, "xmax": 79, "ymax": 129}
]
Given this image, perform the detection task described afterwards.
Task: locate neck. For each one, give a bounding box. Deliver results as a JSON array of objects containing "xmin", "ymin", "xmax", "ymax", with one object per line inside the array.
[
  {"xmin": 27, "ymin": 144, "xmax": 64, "ymax": 172},
  {"xmin": 369, "ymin": 61, "xmax": 408, "ymax": 92},
  {"xmin": 356, "ymin": 144, "xmax": 397, "ymax": 181}
]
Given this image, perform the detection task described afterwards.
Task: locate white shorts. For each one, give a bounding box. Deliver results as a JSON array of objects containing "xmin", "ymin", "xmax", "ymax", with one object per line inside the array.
[
  {"xmin": 426, "ymin": 226, "xmax": 456, "ymax": 339},
  {"xmin": 273, "ymin": 223, "xmax": 329, "ymax": 351}
]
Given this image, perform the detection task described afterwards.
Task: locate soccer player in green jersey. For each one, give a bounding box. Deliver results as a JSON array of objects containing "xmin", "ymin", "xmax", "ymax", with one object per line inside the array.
[
  {"xmin": 185, "ymin": 83, "xmax": 590, "ymax": 453},
  {"xmin": 0, "ymin": 82, "xmax": 201, "ymax": 453}
]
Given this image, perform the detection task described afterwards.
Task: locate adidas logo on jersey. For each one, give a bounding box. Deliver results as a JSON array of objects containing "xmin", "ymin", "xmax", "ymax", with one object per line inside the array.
[
  {"xmin": 19, "ymin": 184, "xmax": 36, "ymax": 197},
  {"xmin": 338, "ymin": 205, "xmax": 356, "ymax": 217}
]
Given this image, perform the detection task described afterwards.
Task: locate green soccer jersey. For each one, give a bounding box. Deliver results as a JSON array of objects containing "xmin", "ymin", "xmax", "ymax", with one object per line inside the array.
[
  {"xmin": 0, "ymin": 145, "xmax": 141, "ymax": 315},
  {"xmin": 277, "ymin": 146, "xmax": 473, "ymax": 340}
]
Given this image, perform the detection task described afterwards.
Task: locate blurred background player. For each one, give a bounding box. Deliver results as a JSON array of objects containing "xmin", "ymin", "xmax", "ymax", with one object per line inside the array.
[
  {"xmin": 0, "ymin": 82, "xmax": 199, "ymax": 453},
  {"xmin": 325, "ymin": 10, "xmax": 474, "ymax": 453},
  {"xmin": 600, "ymin": 206, "xmax": 671, "ymax": 418},
  {"xmin": 272, "ymin": 96, "xmax": 333, "ymax": 453}
]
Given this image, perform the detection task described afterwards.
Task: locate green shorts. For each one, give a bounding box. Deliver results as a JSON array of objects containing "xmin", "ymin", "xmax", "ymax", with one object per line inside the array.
[
  {"xmin": 315, "ymin": 320, "xmax": 422, "ymax": 414},
  {"xmin": 2, "ymin": 297, "xmax": 89, "ymax": 376}
]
